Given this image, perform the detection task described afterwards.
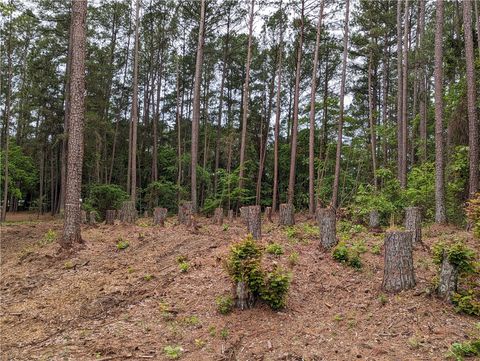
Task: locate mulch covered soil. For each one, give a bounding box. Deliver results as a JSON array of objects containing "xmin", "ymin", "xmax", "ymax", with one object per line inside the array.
[{"xmin": 1, "ymin": 214, "xmax": 479, "ymax": 360}]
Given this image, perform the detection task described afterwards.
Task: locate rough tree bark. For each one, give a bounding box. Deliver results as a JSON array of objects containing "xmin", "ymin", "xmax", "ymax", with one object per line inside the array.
[
  {"xmin": 396, "ymin": 0, "xmax": 404, "ymax": 184},
  {"xmin": 233, "ymin": 281, "xmax": 255, "ymax": 310},
  {"xmin": 246, "ymin": 205, "xmax": 261, "ymax": 240},
  {"xmin": 240, "ymin": 206, "xmax": 249, "ymax": 225},
  {"xmin": 382, "ymin": 231, "xmax": 415, "ymax": 293},
  {"xmin": 405, "ymin": 206, "xmax": 422, "ymax": 244},
  {"xmin": 81, "ymin": 210, "xmax": 87, "ymax": 224},
  {"xmin": 119, "ymin": 201, "xmax": 136, "ymax": 224},
  {"xmin": 89, "ymin": 211, "xmax": 97, "ymax": 225},
  {"xmin": 228, "ymin": 209, "xmax": 234, "ymax": 222},
  {"xmin": 369, "ymin": 210, "xmax": 380, "ymax": 228},
  {"xmin": 317, "ymin": 207, "xmax": 337, "ymax": 249},
  {"xmin": 264, "ymin": 207, "xmax": 272, "ymax": 223},
  {"xmin": 463, "ymin": 0, "xmax": 479, "ymax": 198},
  {"xmin": 153, "ymin": 207, "xmax": 167, "ymax": 226},
  {"xmin": 434, "ymin": 0, "xmax": 447, "ymax": 223},
  {"xmin": 105, "ymin": 210, "xmax": 115, "ymax": 225},
  {"xmin": 279, "ymin": 203, "xmax": 295, "ymax": 226},
  {"xmin": 213, "ymin": 207, "xmax": 224, "ymax": 225},
  {"xmin": 368, "ymin": 51, "xmax": 378, "ymax": 190},
  {"xmin": 178, "ymin": 202, "xmax": 193, "ymax": 225},
  {"xmin": 437, "ymin": 251, "xmax": 458, "ymax": 300},
  {"xmin": 61, "ymin": 0, "xmax": 87, "ymax": 249},
  {"xmin": 331, "ymin": 0, "xmax": 350, "ymax": 208},
  {"xmin": 400, "ymin": 0, "xmax": 409, "ymax": 188}
]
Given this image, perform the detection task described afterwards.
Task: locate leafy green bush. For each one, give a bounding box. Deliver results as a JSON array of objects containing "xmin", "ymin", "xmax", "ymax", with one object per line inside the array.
[
  {"xmin": 143, "ymin": 179, "xmax": 178, "ymax": 211},
  {"xmin": 179, "ymin": 261, "xmax": 190, "ymax": 273},
  {"xmin": 116, "ymin": 238, "xmax": 129, "ymax": 250},
  {"xmin": 265, "ymin": 243, "xmax": 284, "ymax": 255},
  {"xmin": 38, "ymin": 229, "xmax": 57, "ymax": 246},
  {"xmin": 404, "ymin": 162, "xmax": 435, "ymax": 220},
  {"xmin": 84, "ymin": 184, "xmax": 128, "ymax": 219},
  {"xmin": 215, "ymin": 295, "xmax": 233, "ymax": 315},
  {"xmin": 466, "ymin": 193, "xmax": 480, "ymax": 238},
  {"xmin": 446, "ymin": 146, "xmax": 469, "ymax": 225},
  {"xmin": 261, "ymin": 266, "xmax": 292, "ymax": 310},
  {"xmin": 332, "ymin": 242, "xmax": 349, "ymax": 263},
  {"xmin": 432, "ymin": 241, "xmax": 476, "ymax": 274},
  {"xmin": 332, "ymin": 242, "xmax": 362, "ymax": 269},
  {"xmin": 163, "ymin": 345, "xmax": 182, "ymax": 359},
  {"xmin": 446, "ymin": 339, "xmax": 480, "ymax": 360},
  {"xmin": 288, "ymin": 251, "xmax": 299, "ymax": 266},
  {"xmin": 451, "ymin": 291, "xmax": 480, "ymax": 316}
]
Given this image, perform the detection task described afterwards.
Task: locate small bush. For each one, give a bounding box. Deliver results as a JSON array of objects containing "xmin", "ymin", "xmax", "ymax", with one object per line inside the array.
[
  {"xmin": 261, "ymin": 266, "xmax": 291, "ymax": 310},
  {"xmin": 143, "ymin": 274, "xmax": 153, "ymax": 281},
  {"xmin": 451, "ymin": 291, "xmax": 480, "ymax": 316},
  {"xmin": 446, "ymin": 340, "xmax": 480, "ymax": 360},
  {"xmin": 371, "ymin": 243, "xmax": 381, "ymax": 255},
  {"xmin": 433, "ymin": 241, "xmax": 476, "ymax": 274},
  {"xmin": 332, "ymin": 242, "xmax": 349, "ymax": 263},
  {"xmin": 216, "ymin": 295, "xmax": 233, "ymax": 315},
  {"xmin": 465, "ymin": 193, "xmax": 480, "ymax": 238},
  {"xmin": 163, "ymin": 345, "xmax": 182, "ymax": 359},
  {"xmin": 84, "ymin": 184, "xmax": 128, "ymax": 219},
  {"xmin": 332, "ymin": 242, "xmax": 362, "ymax": 269},
  {"xmin": 179, "ymin": 261, "xmax": 190, "ymax": 273},
  {"xmin": 288, "ymin": 251, "xmax": 299, "ymax": 266},
  {"xmin": 116, "ymin": 238, "xmax": 129, "ymax": 250},
  {"xmin": 265, "ymin": 243, "xmax": 284, "ymax": 256},
  {"xmin": 39, "ymin": 229, "xmax": 57, "ymax": 246}
]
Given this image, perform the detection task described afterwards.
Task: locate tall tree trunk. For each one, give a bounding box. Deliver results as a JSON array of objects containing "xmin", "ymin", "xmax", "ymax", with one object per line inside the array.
[
  {"xmin": 434, "ymin": 0, "xmax": 447, "ymax": 223},
  {"xmin": 396, "ymin": 0, "xmax": 403, "ymax": 184},
  {"xmin": 287, "ymin": 0, "xmax": 305, "ymax": 206},
  {"xmin": 191, "ymin": 0, "xmax": 206, "ymax": 212},
  {"xmin": 61, "ymin": 0, "xmax": 87, "ymax": 248},
  {"xmin": 130, "ymin": 0, "xmax": 140, "ymax": 204},
  {"xmin": 475, "ymin": 0, "xmax": 480, "ymax": 58},
  {"xmin": 418, "ymin": 0, "xmax": 427, "ymax": 162},
  {"xmin": 175, "ymin": 60, "xmax": 182, "ymax": 203},
  {"xmin": 368, "ymin": 51, "xmax": 378, "ymax": 190},
  {"xmin": 331, "ymin": 0, "xmax": 350, "ymax": 208},
  {"xmin": 464, "ymin": 0, "xmax": 479, "ymax": 198},
  {"xmin": 308, "ymin": 0, "xmax": 325, "ymax": 215},
  {"xmin": 238, "ymin": 0, "xmax": 255, "ymax": 198},
  {"xmin": 400, "ymin": 0, "xmax": 409, "ymax": 188},
  {"xmin": 272, "ymin": 0, "xmax": 284, "ymax": 213}
]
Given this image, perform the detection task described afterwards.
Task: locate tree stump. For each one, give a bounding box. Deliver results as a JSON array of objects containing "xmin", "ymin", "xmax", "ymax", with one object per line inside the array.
[
  {"xmin": 265, "ymin": 207, "xmax": 272, "ymax": 222},
  {"xmin": 246, "ymin": 205, "xmax": 261, "ymax": 240},
  {"xmin": 405, "ymin": 207, "xmax": 422, "ymax": 244},
  {"xmin": 153, "ymin": 207, "xmax": 167, "ymax": 226},
  {"xmin": 81, "ymin": 210, "xmax": 87, "ymax": 224},
  {"xmin": 369, "ymin": 210, "xmax": 380, "ymax": 228},
  {"xmin": 317, "ymin": 207, "xmax": 337, "ymax": 249},
  {"xmin": 119, "ymin": 201, "xmax": 137, "ymax": 224},
  {"xmin": 437, "ymin": 252, "xmax": 458, "ymax": 300},
  {"xmin": 178, "ymin": 202, "xmax": 193, "ymax": 225},
  {"xmin": 382, "ymin": 231, "xmax": 416, "ymax": 293},
  {"xmin": 279, "ymin": 203, "xmax": 295, "ymax": 226},
  {"xmin": 228, "ymin": 209, "xmax": 234, "ymax": 222},
  {"xmin": 89, "ymin": 211, "xmax": 97, "ymax": 225},
  {"xmin": 240, "ymin": 206, "xmax": 249, "ymax": 225},
  {"xmin": 213, "ymin": 207, "xmax": 224, "ymax": 225},
  {"xmin": 105, "ymin": 210, "xmax": 115, "ymax": 225},
  {"xmin": 143, "ymin": 210, "xmax": 148, "ymax": 218},
  {"xmin": 233, "ymin": 281, "xmax": 255, "ymax": 310}
]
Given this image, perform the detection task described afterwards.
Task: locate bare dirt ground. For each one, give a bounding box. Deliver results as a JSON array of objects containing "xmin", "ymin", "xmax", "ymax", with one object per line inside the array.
[{"xmin": 1, "ymin": 212, "xmax": 479, "ymax": 361}]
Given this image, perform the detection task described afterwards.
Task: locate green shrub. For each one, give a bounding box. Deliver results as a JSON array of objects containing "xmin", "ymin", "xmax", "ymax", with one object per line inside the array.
[
  {"xmin": 163, "ymin": 345, "xmax": 182, "ymax": 359},
  {"xmin": 451, "ymin": 291, "xmax": 480, "ymax": 316},
  {"xmin": 466, "ymin": 193, "xmax": 480, "ymax": 238},
  {"xmin": 404, "ymin": 163, "xmax": 435, "ymax": 220},
  {"xmin": 288, "ymin": 251, "xmax": 299, "ymax": 266},
  {"xmin": 116, "ymin": 238, "xmax": 129, "ymax": 250},
  {"xmin": 261, "ymin": 266, "xmax": 291, "ymax": 310},
  {"xmin": 84, "ymin": 184, "xmax": 128, "ymax": 220},
  {"xmin": 179, "ymin": 261, "xmax": 190, "ymax": 273},
  {"xmin": 332, "ymin": 242, "xmax": 349, "ymax": 263},
  {"xmin": 446, "ymin": 339, "xmax": 480, "ymax": 360},
  {"xmin": 144, "ymin": 179, "xmax": 178, "ymax": 210},
  {"xmin": 265, "ymin": 243, "xmax": 284, "ymax": 255},
  {"xmin": 432, "ymin": 241, "xmax": 476, "ymax": 274},
  {"xmin": 371, "ymin": 244, "xmax": 381, "ymax": 255},
  {"xmin": 332, "ymin": 242, "xmax": 362, "ymax": 269},
  {"xmin": 39, "ymin": 229, "xmax": 57, "ymax": 246},
  {"xmin": 215, "ymin": 295, "xmax": 233, "ymax": 315}
]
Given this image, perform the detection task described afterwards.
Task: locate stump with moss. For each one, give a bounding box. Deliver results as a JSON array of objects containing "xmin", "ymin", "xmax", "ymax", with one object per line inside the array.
[
  {"xmin": 153, "ymin": 207, "xmax": 167, "ymax": 226},
  {"xmin": 405, "ymin": 207, "xmax": 422, "ymax": 244},
  {"xmin": 246, "ymin": 205, "xmax": 262, "ymax": 240},
  {"xmin": 213, "ymin": 208, "xmax": 224, "ymax": 225},
  {"xmin": 234, "ymin": 281, "xmax": 256, "ymax": 310},
  {"xmin": 105, "ymin": 210, "xmax": 115, "ymax": 225},
  {"xmin": 178, "ymin": 202, "xmax": 193, "ymax": 225},
  {"xmin": 265, "ymin": 207, "xmax": 272, "ymax": 222},
  {"xmin": 119, "ymin": 201, "xmax": 136, "ymax": 224},
  {"xmin": 317, "ymin": 207, "xmax": 337, "ymax": 249},
  {"xmin": 382, "ymin": 231, "xmax": 415, "ymax": 293},
  {"xmin": 279, "ymin": 203, "xmax": 295, "ymax": 226},
  {"xmin": 369, "ymin": 210, "xmax": 380, "ymax": 228}
]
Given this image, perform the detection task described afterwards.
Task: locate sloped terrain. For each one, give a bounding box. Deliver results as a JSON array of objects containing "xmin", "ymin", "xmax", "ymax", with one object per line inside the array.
[{"xmin": 1, "ymin": 214, "xmax": 478, "ymax": 360}]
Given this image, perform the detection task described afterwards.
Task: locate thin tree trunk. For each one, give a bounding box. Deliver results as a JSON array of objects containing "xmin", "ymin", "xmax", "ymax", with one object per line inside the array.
[
  {"xmin": 368, "ymin": 51, "xmax": 378, "ymax": 190},
  {"xmin": 464, "ymin": 0, "xmax": 479, "ymax": 198},
  {"xmin": 287, "ymin": 0, "xmax": 305, "ymax": 206},
  {"xmin": 61, "ymin": 0, "xmax": 87, "ymax": 249},
  {"xmin": 475, "ymin": 0, "xmax": 480, "ymax": 58},
  {"xmin": 418, "ymin": 0, "xmax": 427, "ymax": 162},
  {"xmin": 308, "ymin": 0, "xmax": 325, "ymax": 215},
  {"xmin": 238, "ymin": 0, "xmax": 255, "ymax": 197},
  {"xmin": 331, "ymin": 0, "xmax": 350, "ymax": 208},
  {"xmin": 396, "ymin": 0, "xmax": 403, "ymax": 184},
  {"xmin": 434, "ymin": 0, "xmax": 446, "ymax": 223},
  {"xmin": 175, "ymin": 60, "xmax": 182, "ymax": 203},
  {"xmin": 191, "ymin": 0, "xmax": 206, "ymax": 212},
  {"xmin": 400, "ymin": 0, "xmax": 409, "ymax": 188}
]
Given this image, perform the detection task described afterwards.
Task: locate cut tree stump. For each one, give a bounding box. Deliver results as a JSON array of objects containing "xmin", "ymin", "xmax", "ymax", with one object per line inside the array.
[
  {"xmin": 178, "ymin": 202, "xmax": 193, "ymax": 225},
  {"xmin": 233, "ymin": 281, "xmax": 255, "ymax": 310},
  {"xmin": 119, "ymin": 201, "xmax": 137, "ymax": 224},
  {"xmin": 246, "ymin": 205, "xmax": 261, "ymax": 240},
  {"xmin": 89, "ymin": 211, "xmax": 97, "ymax": 225},
  {"xmin": 405, "ymin": 207, "xmax": 422, "ymax": 244},
  {"xmin": 153, "ymin": 207, "xmax": 167, "ymax": 226},
  {"xmin": 228, "ymin": 209, "xmax": 234, "ymax": 222},
  {"xmin": 437, "ymin": 251, "xmax": 458, "ymax": 300},
  {"xmin": 369, "ymin": 210, "xmax": 380, "ymax": 228},
  {"xmin": 105, "ymin": 210, "xmax": 115, "ymax": 225},
  {"xmin": 265, "ymin": 207, "xmax": 272, "ymax": 222},
  {"xmin": 317, "ymin": 207, "xmax": 337, "ymax": 249},
  {"xmin": 213, "ymin": 208, "xmax": 224, "ymax": 225},
  {"xmin": 240, "ymin": 206, "xmax": 249, "ymax": 225},
  {"xmin": 279, "ymin": 203, "xmax": 295, "ymax": 226},
  {"xmin": 382, "ymin": 231, "xmax": 415, "ymax": 293},
  {"xmin": 143, "ymin": 210, "xmax": 148, "ymax": 218},
  {"xmin": 81, "ymin": 210, "xmax": 87, "ymax": 224}
]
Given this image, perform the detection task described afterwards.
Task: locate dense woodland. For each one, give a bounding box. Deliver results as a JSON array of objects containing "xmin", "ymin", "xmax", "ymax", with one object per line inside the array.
[{"xmin": 1, "ymin": 0, "xmax": 480, "ymax": 235}]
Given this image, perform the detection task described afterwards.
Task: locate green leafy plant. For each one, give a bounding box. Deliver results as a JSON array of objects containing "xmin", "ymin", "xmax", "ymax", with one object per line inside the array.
[
  {"xmin": 179, "ymin": 261, "xmax": 190, "ymax": 273},
  {"xmin": 332, "ymin": 242, "xmax": 362, "ymax": 269},
  {"xmin": 116, "ymin": 238, "xmax": 129, "ymax": 250},
  {"xmin": 432, "ymin": 241, "xmax": 476, "ymax": 274},
  {"xmin": 84, "ymin": 184, "xmax": 128, "ymax": 219},
  {"xmin": 261, "ymin": 266, "xmax": 291, "ymax": 310},
  {"xmin": 39, "ymin": 229, "xmax": 57, "ymax": 246},
  {"xmin": 222, "ymin": 224, "xmax": 229, "ymax": 232},
  {"xmin": 265, "ymin": 243, "xmax": 284, "ymax": 256},
  {"xmin": 371, "ymin": 243, "xmax": 381, "ymax": 255},
  {"xmin": 466, "ymin": 193, "xmax": 480, "ymax": 238},
  {"xmin": 288, "ymin": 251, "xmax": 299, "ymax": 266},
  {"xmin": 215, "ymin": 295, "xmax": 233, "ymax": 315},
  {"xmin": 143, "ymin": 274, "xmax": 153, "ymax": 281},
  {"xmin": 446, "ymin": 339, "xmax": 480, "ymax": 360},
  {"xmin": 451, "ymin": 291, "xmax": 480, "ymax": 316},
  {"xmin": 163, "ymin": 345, "xmax": 182, "ymax": 359}
]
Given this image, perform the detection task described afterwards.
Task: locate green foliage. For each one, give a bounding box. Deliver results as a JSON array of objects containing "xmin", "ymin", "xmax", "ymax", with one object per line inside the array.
[
  {"xmin": 451, "ymin": 291, "xmax": 480, "ymax": 316},
  {"xmin": 332, "ymin": 242, "xmax": 349, "ymax": 263},
  {"xmin": 447, "ymin": 146, "xmax": 469, "ymax": 225},
  {"xmin": 143, "ymin": 179, "xmax": 178, "ymax": 210},
  {"xmin": 404, "ymin": 163, "xmax": 436, "ymax": 220},
  {"xmin": 466, "ymin": 193, "xmax": 480, "ymax": 238},
  {"xmin": 332, "ymin": 242, "xmax": 363, "ymax": 269},
  {"xmin": 446, "ymin": 339, "xmax": 480, "ymax": 360},
  {"xmin": 371, "ymin": 243, "xmax": 381, "ymax": 255},
  {"xmin": 265, "ymin": 243, "xmax": 284, "ymax": 255},
  {"xmin": 143, "ymin": 274, "xmax": 153, "ymax": 281},
  {"xmin": 38, "ymin": 229, "xmax": 56, "ymax": 246},
  {"xmin": 163, "ymin": 345, "xmax": 182, "ymax": 359},
  {"xmin": 432, "ymin": 241, "xmax": 477, "ymax": 274},
  {"xmin": 288, "ymin": 251, "xmax": 299, "ymax": 266},
  {"xmin": 215, "ymin": 295, "xmax": 233, "ymax": 315},
  {"xmin": 84, "ymin": 184, "xmax": 128, "ymax": 219},
  {"xmin": 178, "ymin": 261, "xmax": 190, "ymax": 273},
  {"xmin": 261, "ymin": 266, "xmax": 292, "ymax": 310},
  {"xmin": 116, "ymin": 238, "xmax": 129, "ymax": 250}
]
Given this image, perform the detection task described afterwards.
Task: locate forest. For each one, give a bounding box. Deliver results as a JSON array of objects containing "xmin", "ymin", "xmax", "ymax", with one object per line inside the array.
[{"xmin": 1, "ymin": 0, "xmax": 480, "ymax": 360}]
